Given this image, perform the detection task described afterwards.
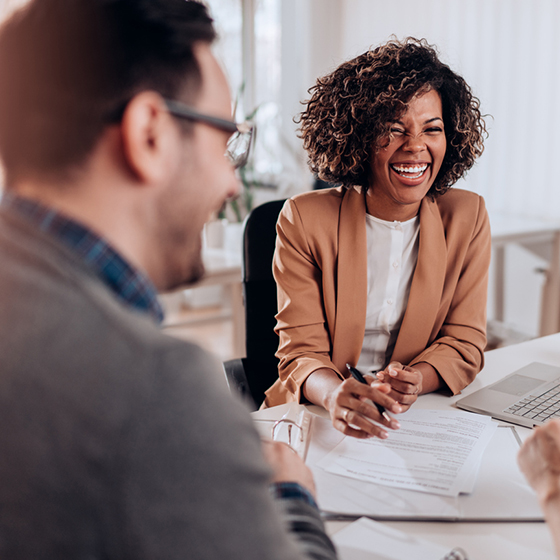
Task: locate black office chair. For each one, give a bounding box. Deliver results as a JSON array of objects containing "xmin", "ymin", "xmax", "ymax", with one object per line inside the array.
[{"xmin": 223, "ymin": 199, "xmax": 286, "ymax": 410}]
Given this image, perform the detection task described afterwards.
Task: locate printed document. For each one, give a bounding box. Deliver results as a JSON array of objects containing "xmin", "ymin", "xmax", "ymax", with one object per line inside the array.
[
  {"xmin": 332, "ymin": 517, "xmax": 556, "ymax": 560},
  {"xmin": 317, "ymin": 409, "xmax": 497, "ymax": 496},
  {"xmin": 332, "ymin": 517, "xmax": 463, "ymax": 560}
]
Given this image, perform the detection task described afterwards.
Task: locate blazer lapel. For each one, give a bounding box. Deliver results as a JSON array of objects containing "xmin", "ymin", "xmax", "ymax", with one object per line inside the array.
[
  {"xmin": 392, "ymin": 197, "xmax": 447, "ymax": 364},
  {"xmin": 331, "ymin": 187, "xmax": 368, "ymax": 374}
]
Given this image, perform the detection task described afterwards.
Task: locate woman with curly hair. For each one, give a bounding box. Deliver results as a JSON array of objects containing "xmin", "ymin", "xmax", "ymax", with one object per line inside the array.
[{"xmin": 263, "ymin": 38, "xmax": 490, "ymax": 439}]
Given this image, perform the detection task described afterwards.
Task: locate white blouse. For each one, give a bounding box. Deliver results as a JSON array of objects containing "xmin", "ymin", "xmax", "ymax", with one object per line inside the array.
[{"xmin": 356, "ymin": 213, "xmax": 420, "ymax": 374}]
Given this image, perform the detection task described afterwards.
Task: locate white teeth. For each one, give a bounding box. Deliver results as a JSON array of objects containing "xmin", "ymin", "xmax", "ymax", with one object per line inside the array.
[{"xmin": 391, "ymin": 163, "xmax": 428, "ymax": 175}]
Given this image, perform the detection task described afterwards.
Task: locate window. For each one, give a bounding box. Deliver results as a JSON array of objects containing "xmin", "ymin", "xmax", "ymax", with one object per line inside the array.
[
  {"xmin": 206, "ymin": 0, "xmax": 244, "ymax": 107},
  {"xmin": 207, "ymin": 0, "xmax": 283, "ymax": 186}
]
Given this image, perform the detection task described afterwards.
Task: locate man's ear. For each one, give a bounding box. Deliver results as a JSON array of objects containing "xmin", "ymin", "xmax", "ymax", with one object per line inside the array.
[{"xmin": 120, "ymin": 91, "xmax": 181, "ymax": 186}]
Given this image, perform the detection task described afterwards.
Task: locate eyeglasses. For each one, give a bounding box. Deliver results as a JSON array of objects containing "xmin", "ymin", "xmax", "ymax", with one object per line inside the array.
[
  {"xmin": 272, "ymin": 418, "xmax": 304, "ymax": 450},
  {"xmin": 164, "ymin": 99, "xmax": 254, "ymax": 169}
]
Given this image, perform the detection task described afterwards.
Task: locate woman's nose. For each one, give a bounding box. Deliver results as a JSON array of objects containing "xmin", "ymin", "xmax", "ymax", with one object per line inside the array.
[{"xmin": 402, "ymin": 133, "xmax": 426, "ymax": 153}]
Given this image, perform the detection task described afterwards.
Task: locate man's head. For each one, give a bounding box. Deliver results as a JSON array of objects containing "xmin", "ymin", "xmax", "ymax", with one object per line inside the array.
[
  {"xmin": 0, "ymin": 0, "xmax": 218, "ymax": 184},
  {"xmin": 0, "ymin": 0, "xmax": 240, "ymax": 289}
]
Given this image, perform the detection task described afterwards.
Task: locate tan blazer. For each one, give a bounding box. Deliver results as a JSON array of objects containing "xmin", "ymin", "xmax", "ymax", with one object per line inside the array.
[{"xmin": 264, "ymin": 186, "xmax": 491, "ymax": 407}]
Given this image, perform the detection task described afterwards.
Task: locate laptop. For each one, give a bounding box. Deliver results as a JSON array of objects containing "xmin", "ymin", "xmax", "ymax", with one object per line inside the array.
[{"xmin": 456, "ymin": 362, "xmax": 560, "ymax": 428}]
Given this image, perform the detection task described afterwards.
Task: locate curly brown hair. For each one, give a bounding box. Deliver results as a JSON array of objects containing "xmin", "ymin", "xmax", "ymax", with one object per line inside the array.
[{"xmin": 298, "ymin": 38, "xmax": 486, "ymax": 197}]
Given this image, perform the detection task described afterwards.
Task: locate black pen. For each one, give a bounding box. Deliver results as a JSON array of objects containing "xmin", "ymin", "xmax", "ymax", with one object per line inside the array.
[{"xmin": 346, "ymin": 363, "xmax": 392, "ymax": 422}]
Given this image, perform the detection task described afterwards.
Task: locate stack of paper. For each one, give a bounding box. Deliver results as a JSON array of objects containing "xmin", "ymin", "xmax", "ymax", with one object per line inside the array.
[
  {"xmin": 317, "ymin": 409, "xmax": 497, "ymax": 497},
  {"xmin": 332, "ymin": 517, "xmax": 558, "ymax": 560},
  {"xmin": 332, "ymin": 517, "xmax": 465, "ymax": 560},
  {"xmin": 306, "ymin": 409, "xmax": 543, "ymax": 520}
]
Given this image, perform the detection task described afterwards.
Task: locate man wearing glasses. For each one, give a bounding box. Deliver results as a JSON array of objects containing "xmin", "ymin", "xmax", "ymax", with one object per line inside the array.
[{"xmin": 0, "ymin": 1, "xmax": 336, "ymax": 559}]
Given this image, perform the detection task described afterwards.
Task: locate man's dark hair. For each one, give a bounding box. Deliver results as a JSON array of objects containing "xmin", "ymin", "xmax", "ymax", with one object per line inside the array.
[{"xmin": 0, "ymin": 0, "xmax": 216, "ymax": 184}]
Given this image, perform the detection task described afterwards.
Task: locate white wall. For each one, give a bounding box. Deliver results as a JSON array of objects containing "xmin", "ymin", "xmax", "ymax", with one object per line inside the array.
[
  {"xmin": 336, "ymin": 0, "xmax": 560, "ymax": 222},
  {"xmin": 279, "ymin": 0, "xmax": 343, "ymax": 195},
  {"xmin": 282, "ymin": 0, "xmax": 560, "ymax": 222}
]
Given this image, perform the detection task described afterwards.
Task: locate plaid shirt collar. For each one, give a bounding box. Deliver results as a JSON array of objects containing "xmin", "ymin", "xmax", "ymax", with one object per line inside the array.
[{"xmin": 1, "ymin": 192, "xmax": 164, "ymax": 323}]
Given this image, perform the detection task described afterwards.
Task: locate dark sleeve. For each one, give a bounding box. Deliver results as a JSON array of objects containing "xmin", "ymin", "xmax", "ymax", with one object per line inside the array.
[
  {"xmin": 121, "ymin": 341, "xmax": 338, "ymax": 560},
  {"xmin": 271, "ymin": 483, "xmax": 337, "ymax": 560}
]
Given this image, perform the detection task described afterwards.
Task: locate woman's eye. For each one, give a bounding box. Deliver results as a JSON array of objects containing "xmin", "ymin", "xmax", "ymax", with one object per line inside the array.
[
  {"xmin": 390, "ymin": 128, "xmax": 405, "ymax": 135},
  {"xmin": 425, "ymin": 127, "xmax": 443, "ymax": 134}
]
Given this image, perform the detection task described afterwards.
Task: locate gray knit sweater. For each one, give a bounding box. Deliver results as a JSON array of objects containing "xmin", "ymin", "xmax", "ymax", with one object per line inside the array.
[{"xmin": 0, "ymin": 208, "xmax": 337, "ymax": 560}]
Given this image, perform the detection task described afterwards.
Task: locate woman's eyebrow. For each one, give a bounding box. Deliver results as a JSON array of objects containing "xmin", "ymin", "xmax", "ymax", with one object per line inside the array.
[{"xmin": 390, "ymin": 117, "xmax": 443, "ymax": 125}]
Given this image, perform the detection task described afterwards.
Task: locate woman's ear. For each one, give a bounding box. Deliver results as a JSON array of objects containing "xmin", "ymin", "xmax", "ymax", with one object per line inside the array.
[{"xmin": 120, "ymin": 91, "xmax": 181, "ymax": 187}]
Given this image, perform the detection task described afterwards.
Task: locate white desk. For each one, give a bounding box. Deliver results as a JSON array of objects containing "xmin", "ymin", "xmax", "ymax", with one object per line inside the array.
[
  {"xmin": 371, "ymin": 334, "xmax": 560, "ymax": 559},
  {"xmin": 198, "ymin": 248, "xmax": 243, "ymax": 356},
  {"xmin": 254, "ymin": 334, "xmax": 560, "ymax": 559},
  {"xmin": 490, "ymin": 213, "xmax": 560, "ymax": 337},
  {"xmin": 161, "ymin": 247, "xmax": 244, "ymax": 357}
]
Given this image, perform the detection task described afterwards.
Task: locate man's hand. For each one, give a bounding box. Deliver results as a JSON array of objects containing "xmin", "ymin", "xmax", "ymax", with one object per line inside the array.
[
  {"xmin": 261, "ymin": 440, "xmax": 316, "ymax": 497},
  {"xmin": 518, "ymin": 420, "xmax": 560, "ymax": 559},
  {"xmin": 518, "ymin": 419, "xmax": 560, "ymax": 505}
]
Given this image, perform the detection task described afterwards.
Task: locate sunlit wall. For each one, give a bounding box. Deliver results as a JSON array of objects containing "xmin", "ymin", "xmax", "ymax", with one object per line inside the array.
[{"xmin": 335, "ymin": 0, "xmax": 560, "ymax": 222}]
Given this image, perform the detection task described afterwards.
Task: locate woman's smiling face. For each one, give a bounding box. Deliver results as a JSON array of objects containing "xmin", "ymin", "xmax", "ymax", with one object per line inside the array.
[{"xmin": 368, "ymin": 89, "xmax": 447, "ymax": 221}]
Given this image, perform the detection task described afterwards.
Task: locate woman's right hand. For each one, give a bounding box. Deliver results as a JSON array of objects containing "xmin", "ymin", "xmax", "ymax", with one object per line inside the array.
[{"xmin": 324, "ymin": 377, "xmax": 402, "ymax": 439}]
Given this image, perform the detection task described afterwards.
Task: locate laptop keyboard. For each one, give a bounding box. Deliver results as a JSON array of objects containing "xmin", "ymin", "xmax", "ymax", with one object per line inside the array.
[{"xmin": 504, "ymin": 381, "xmax": 560, "ymax": 422}]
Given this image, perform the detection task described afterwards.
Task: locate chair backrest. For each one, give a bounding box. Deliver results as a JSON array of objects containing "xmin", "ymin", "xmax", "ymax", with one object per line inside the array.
[{"xmin": 241, "ymin": 199, "xmax": 286, "ymax": 404}]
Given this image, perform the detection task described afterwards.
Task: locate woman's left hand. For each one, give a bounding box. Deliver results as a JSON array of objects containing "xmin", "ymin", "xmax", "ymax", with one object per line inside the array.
[{"xmin": 376, "ymin": 362, "xmax": 422, "ymax": 411}]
